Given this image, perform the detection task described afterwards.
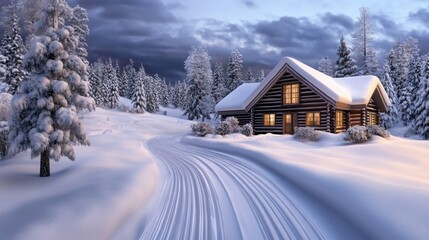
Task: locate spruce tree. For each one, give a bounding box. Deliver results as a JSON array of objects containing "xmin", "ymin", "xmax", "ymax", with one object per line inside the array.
[
  {"xmin": 184, "ymin": 46, "xmax": 213, "ymax": 121},
  {"xmin": 9, "ymin": 0, "xmax": 95, "ymax": 177},
  {"xmin": 334, "ymin": 36, "xmax": 357, "ymax": 78},
  {"xmin": 245, "ymin": 67, "xmax": 254, "ymax": 83},
  {"xmin": 125, "ymin": 59, "xmax": 137, "ymax": 99},
  {"xmin": 413, "ymin": 58, "xmax": 429, "ymax": 139},
  {"xmin": 380, "ymin": 63, "xmax": 399, "ymax": 129},
  {"xmin": 226, "ymin": 49, "xmax": 243, "ymax": 95},
  {"xmin": 362, "ymin": 48, "xmax": 380, "ymax": 77},
  {"xmin": 105, "ymin": 58, "xmax": 119, "ymax": 109},
  {"xmin": 67, "ymin": 5, "xmax": 89, "ymax": 64},
  {"xmin": 318, "ymin": 56, "xmax": 333, "ymax": 76},
  {"xmin": 132, "ymin": 67, "xmax": 146, "ymax": 113},
  {"xmin": 1, "ymin": 1, "xmax": 27, "ymax": 95},
  {"xmin": 159, "ymin": 78, "xmax": 169, "ymax": 107},
  {"xmin": 212, "ymin": 62, "xmax": 225, "ymax": 103},
  {"xmin": 407, "ymin": 57, "xmax": 423, "ymax": 121}
]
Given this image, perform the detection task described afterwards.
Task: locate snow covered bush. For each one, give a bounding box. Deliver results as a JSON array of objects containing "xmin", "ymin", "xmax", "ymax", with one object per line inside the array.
[
  {"xmin": 240, "ymin": 123, "xmax": 253, "ymax": 137},
  {"xmin": 0, "ymin": 93, "xmax": 12, "ymax": 121},
  {"xmin": 215, "ymin": 121, "xmax": 232, "ymax": 136},
  {"xmin": 225, "ymin": 117, "xmax": 240, "ymax": 133},
  {"xmin": 0, "ymin": 121, "xmax": 9, "ymax": 158},
  {"xmin": 294, "ymin": 127, "xmax": 321, "ymax": 142},
  {"xmin": 367, "ymin": 125, "xmax": 390, "ymax": 139},
  {"xmin": 345, "ymin": 126, "xmax": 370, "ymax": 143},
  {"xmin": 191, "ymin": 122, "xmax": 213, "ymax": 137}
]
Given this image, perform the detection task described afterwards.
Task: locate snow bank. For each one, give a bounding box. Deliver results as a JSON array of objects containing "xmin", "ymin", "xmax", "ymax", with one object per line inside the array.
[
  {"xmin": 183, "ymin": 133, "xmax": 429, "ymax": 239},
  {"xmin": 0, "ymin": 108, "xmax": 191, "ymax": 239}
]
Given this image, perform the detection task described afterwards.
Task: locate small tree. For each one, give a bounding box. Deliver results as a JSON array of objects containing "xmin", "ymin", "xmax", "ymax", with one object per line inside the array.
[
  {"xmin": 132, "ymin": 68, "xmax": 146, "ymax": 113},
  {"xmin": 8, "ymin": 0, "xmax": 95, "ymax": 177},
  {"xmin": 318, "ymin": 56, "xmax": 333, "ymax": 76},
  {"xmin": 334, "ymin": 36, "xmax": 357, "ymax": 78},
  {"xmin": 225, "ymin": 49, "xmax": 243, "ymax": 95}
]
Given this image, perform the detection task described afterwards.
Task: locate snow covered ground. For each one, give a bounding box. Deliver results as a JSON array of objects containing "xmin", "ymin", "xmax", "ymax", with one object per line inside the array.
[
  {"xmin": 185, "ymin": 132, "xmax": 429, "ymax": 239},
  {"xmin": 0, "ymin": 106, "xmax": 428, "ymax": 239}
]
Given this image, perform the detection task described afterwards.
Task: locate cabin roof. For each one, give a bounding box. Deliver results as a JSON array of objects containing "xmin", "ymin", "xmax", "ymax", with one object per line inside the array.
[
  {"xmin": 215, "ymin": 57, "xmax": 391, "ymax": 113},
  {"xmin": 215, "ymin": 83, "xmax": 260, "ymax": 112}
]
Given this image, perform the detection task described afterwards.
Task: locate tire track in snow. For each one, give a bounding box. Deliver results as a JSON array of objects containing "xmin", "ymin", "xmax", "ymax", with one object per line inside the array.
[{"xmin": 140, "ymin": 136, "xmax": 324, "ymax": 240}]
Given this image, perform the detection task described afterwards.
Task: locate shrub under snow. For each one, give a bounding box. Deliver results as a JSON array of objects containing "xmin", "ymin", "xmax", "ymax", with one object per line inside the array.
[
  {"xmin": 345, "ymin": 126, "xmax": 370, "ymax": 143},
  {"xmin": 294, "ymin": 127, "xmax": 321, "ymax": 142},
  {"xmin": 345, "ymin": 125, "xmax": 390, "ymax": 144},
  {"xmin": 191, "ymin": 122, "xmax": 213, "ymax": 137},
  {"xmin": 367, "ymin": 125, "xmax": 390, "ymax": 139},
  {"xmin": 225, "ymin": 117, "xmax": 240, "ymax": 133},
  {"xmin": 240, "ymin": 123, "xmax": 254, "ymax": 137},
  {"xmin": 215, "ymin": 121, "xmax": 232, "ymax": 136}
]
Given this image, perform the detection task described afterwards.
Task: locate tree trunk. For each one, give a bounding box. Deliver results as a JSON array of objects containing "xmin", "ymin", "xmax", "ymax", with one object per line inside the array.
[{"xmin": 40, "ymin": 149, "xmax": 50, "ymax": 177}]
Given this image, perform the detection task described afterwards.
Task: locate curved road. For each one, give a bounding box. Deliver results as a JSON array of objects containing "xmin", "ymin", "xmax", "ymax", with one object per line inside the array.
[{"xmin": 140, "ymin": 136, "xmax": 324, "ymax": 240}]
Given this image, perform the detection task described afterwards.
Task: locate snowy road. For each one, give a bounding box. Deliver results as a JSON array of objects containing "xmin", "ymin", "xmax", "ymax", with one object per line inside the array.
[{"xmin": 140, "ymin": 136, "xmax": 324, "ymax": 240}]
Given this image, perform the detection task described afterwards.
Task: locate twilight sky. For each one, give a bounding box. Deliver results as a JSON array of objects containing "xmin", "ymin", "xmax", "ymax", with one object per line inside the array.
[{"xmin": 4, "ymin": 0, "xmax": 429, "ymax": 82}]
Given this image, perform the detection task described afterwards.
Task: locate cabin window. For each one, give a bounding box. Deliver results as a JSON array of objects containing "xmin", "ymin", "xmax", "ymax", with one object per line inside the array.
[
  {"xmin": 368, "ymin": 112, "xmax": 376, "ymax": 125},
  {"xmin": 283, "ymin": 83, "xmax": 300, "ymax": 105},
  {"xmin": 336, "ymin": 111, "xmax": 343, "ymax": 127},
  {"xmin": 306, "ymin": 112, "xmax": 320, "ymax": 126},
  {"xmin": 263, "ymin": 114, "xmax": 275, "ymax": 126}
]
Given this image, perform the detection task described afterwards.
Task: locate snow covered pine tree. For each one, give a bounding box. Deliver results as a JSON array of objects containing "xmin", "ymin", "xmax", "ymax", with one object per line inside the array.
[
  {"xmin": 8, "ymin": 0, "xmax": 95, "ymax": 177},
  {"xmin": 334, "ymin": 36, "xmax": 357, "ymax": 78}
]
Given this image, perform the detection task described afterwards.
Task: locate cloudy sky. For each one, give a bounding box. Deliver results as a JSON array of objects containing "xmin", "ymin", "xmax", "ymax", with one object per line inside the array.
[{"xmin": 6, "ymin": 0, "xmax": 429, "ymax": 82}]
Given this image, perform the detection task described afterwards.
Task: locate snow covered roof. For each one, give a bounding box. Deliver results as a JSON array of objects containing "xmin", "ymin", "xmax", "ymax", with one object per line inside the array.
[
  {"xmin": 216, "ymin": 57, "xmax": 391, "ymax": 113},
  {"xmin": 215, "ymin": 83, "xmax": 260, "ymax": 112},
  {"xmin": 282, "ymin": 57, "xmax": 390, "ymax": 107}
]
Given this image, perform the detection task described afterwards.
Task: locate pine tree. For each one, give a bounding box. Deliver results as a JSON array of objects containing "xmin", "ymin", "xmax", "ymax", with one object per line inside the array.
[
  {"xmin": 119, "ymin": 69, "xmax": 128, "ymax": 97},
  {"xmin": 226, "ymin": 49, "xmax": 243, "ymax": 95},
  {"xmin": 67, "ymin": 5, "xmax": 89, "ymax": 64},
  {"xmin": 318, "ymin": 57, "xmax": 333, "ymax": 76},
  {"xmin": 172, "ymin": 80, "xmax": 186, "ymax": 109},
  {"xmin": 399, "ymin": 85, "xmax": 413, "ymax": 126},
  {"xmin": 352, "ymin": 7, "xmax": 374, "ymax": 71},
  {"xmin": 334, "ymin": 36, "xmax": 357, "ymax": 78},
  {"xmin": 159, "ymin": 78, "xmax": 169, "ymax": 107},
  {"xmin": 245, "ymin": 67, "xmax": 254, "ymax": 83},
  {"xmin": 1, "ymin": 1, "xmax": 27, "ymax": 95},
  {"xmin": 88, "ymin": 60, "xmax": 104, "ymax": 106},
  {"xmin": 212, "ymin": 62, "xmax": 225, "ymax": 103},
  {"xmin": 9, "ymin": 0, "xmax": 95, "ymax": 177},
  {"xmin": 132, "ymin": 67, "xmax": 146, "ymax": 113},
  {"xmin": 414, "ymin": 57, "xmax": 429, "ymax": 139},
  {"xmin": 388, "ymin": 38, "xmax": 420, "ymax": 99},
  {"xmin": 104, "ymin": 58, "xmax": 119, "ymax": 108},
  {"xmin": 184, "ymin": 46, "xmax": 214, "ymax": 121},
  {"xmin": 380, "ymin": 62, "xmax": 399, "ymax": 129},
  {"xmin": 362, "ymin": 48, "xmax": 380, "ymax": 77},
  {"xmin": 407, "ymin": 57, "xmax": 423, "ymax": 122},
  {"xmin": 125, "ymin": 59, "xmax": 137, "ymax": 99},
  {"xmin": 145, "ymin": 75, "xmax": 158, "ymax": 113},
  {"xmin": 257, "ymin": 69, "xmax": 265, "ymax": 82}
]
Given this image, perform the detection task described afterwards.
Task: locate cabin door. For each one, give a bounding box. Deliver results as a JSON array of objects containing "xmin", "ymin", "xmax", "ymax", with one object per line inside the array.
[{"xmin": 283, "ymin": 113, "xmax": 297, "ymax": 134}]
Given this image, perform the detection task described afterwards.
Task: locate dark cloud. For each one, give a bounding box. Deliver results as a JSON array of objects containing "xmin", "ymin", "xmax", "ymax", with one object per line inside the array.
[
  {"xmin": 409, "ymin": 7, "xmax": 429, "ymax": 25},
  {"xmin": 1, "ymin": 0, "xmax": 429, "ymax": 83},
  {"xmin": 242, "ymin": 0, "xmax": 257, "ymax": 8}
]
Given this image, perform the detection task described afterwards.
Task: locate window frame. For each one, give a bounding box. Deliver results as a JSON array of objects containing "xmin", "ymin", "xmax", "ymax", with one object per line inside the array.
[
  {"xmin": 306, "ymin": 112, "xmax": 321, "ymax": 126},
  {"xmin": 336, "ymin": 111, "xmax": 343, "ymax": 127},
  {"xmin": 263, "ymin": 114, "xmax": 276, "ymax": 126},
  {"xmin": 282, "ymin": 83, "xmax": 300, "ymax": 105}
]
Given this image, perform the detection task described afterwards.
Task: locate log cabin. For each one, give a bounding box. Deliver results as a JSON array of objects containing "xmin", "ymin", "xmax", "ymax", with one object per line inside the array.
[{"xmin": 215, "ymin": 57, "xmax": 391, "ymax": 135}]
